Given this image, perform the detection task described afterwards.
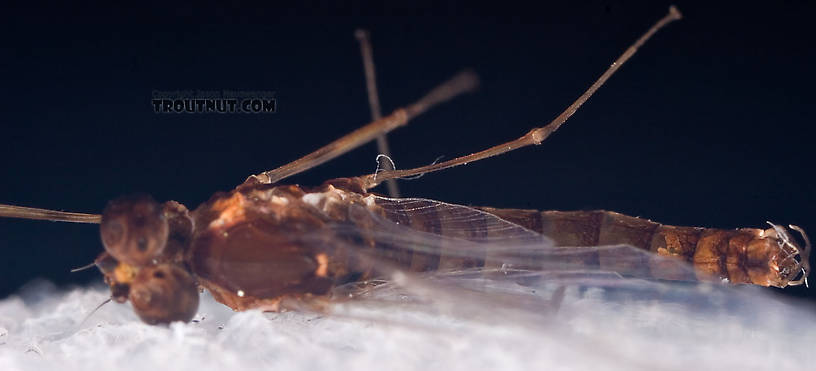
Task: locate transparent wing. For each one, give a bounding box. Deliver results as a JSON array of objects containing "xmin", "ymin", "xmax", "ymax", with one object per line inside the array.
[
  {"xmin": 309, "ymin": 195, "xmax": 701, "ymax": 316},
  {"xmin": 295, "ymin": 196, "xmax": 816, "ymax": 369},
  {"xmin": 342, "ymin": 195, "xmax": 699, "ymax": 283}
]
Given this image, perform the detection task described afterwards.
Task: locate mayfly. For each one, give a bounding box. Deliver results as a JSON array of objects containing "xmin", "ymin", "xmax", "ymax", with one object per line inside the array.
[{"xmin": 0, "ymin": 6, "xmax": 809, "ymax": 325}]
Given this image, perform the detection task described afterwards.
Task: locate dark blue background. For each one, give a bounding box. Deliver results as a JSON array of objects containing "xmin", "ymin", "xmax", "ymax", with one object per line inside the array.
[{"xmin": 1, "ymin": 1, "xmax": 814, "ymax": 302}]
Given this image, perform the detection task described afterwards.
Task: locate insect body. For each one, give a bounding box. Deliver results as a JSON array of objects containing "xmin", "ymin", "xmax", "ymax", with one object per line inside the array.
[{"xmin": 89, "ymin": 172, "xmax": 809, "ymax": 324}]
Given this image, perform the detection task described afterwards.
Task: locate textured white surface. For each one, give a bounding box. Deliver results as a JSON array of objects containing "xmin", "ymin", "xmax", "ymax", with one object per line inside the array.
[{"xmin": 0, "ymin": 279, "xmax": 814, "ymax": 371}]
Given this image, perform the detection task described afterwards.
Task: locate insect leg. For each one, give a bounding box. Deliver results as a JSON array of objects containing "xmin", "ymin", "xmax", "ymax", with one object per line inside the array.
[
  {"xmin": 356, "ymin": 6, "xmax": 682, "ymax": 191},
  {"xmin": 246, "ymin": 69, "xmax": 479, "ymax": 185},
  {"xmin": 355, "ymin": 29, "xmax": 401, "ymax": 198},
  {"xmin": 0, "ymin": 203, "xmax": 100, "ymax": 223}
]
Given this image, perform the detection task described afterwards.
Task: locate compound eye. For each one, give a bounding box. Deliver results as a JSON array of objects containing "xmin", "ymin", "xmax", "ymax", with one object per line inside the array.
[
  {"xmin": 100, "ymin": 194, "xmax": 169, "ymax": 266},
  {"xmin": 100, "ymin": 219, "xmax": 125, "ymax": 248},
  {"xmin": 129, "ymin": 264, "xmax": 199, "ymax": 325}
]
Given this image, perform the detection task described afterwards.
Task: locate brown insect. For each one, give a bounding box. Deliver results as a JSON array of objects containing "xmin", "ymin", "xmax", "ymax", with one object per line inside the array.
[{"xmin": 0, "ymin": 6, "xmax": 809, "ymax": 325}]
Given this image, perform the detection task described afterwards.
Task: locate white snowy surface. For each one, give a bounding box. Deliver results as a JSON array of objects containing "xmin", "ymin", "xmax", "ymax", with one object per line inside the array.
[{"xmin": 1, "ymin": 279, "xmax": 815, "ymax": 371}]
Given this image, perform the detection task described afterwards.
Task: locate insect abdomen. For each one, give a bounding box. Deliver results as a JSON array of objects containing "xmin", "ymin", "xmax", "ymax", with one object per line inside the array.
[{"xmin": 477, "ymin": 208, "xmax": 801, "ymax": 287}]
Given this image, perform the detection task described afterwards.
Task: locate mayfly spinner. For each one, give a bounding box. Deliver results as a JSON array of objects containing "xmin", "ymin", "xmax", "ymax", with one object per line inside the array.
[{"xmin": 0, "ymin": 6, "xmax": 809, "ymax": 325}]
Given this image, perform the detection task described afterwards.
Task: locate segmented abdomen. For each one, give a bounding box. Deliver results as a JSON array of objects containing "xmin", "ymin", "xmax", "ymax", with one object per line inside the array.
[{"xmin": 477, "ymin": 208, "xmax": 800, "ymax": 287}]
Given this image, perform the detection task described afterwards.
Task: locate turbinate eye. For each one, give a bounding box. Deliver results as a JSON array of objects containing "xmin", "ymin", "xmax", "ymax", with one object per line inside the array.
[
  {"xmin": 100, "ymin": 194, "xmax": 169, "ymax": 266},
  {"xmin": 129, "ymin": 264, "xmax": 199, "ymax": 325}
]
